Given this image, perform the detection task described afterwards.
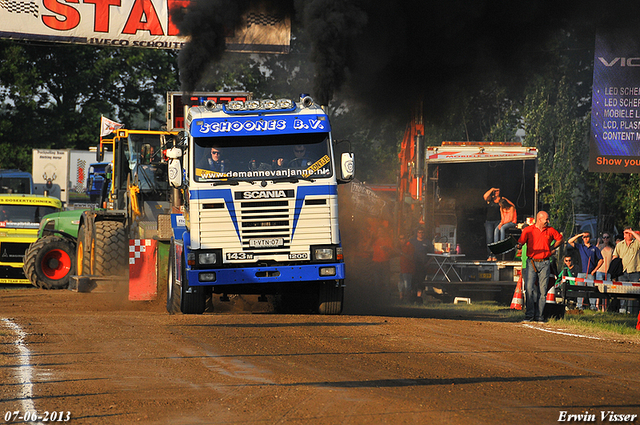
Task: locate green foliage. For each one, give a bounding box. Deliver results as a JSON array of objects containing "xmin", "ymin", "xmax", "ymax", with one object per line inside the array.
[
  {"xmin": 0, "ymin": 142, "xmax": 32, "ymax": 171},
  {"xmin": 422, "ymin": 83, "xmax": 523, "ymax": 145},
  {"xmin": 615, "ymin": 174, "xmax": 640, "ymax": 229},
  {"xmin": 330, "ymin": 106, "xmax": 403, "ymax": 183},
  {"xmin": 0, "ymin": 41, "xmax": 178, "ymax": 170},
  {"xmin": 522, "ymin": 75, "xmax": 589, "ymax": 236}
]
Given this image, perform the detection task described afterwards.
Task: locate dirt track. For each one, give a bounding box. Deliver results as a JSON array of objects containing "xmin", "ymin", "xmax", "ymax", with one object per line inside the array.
[{"xmin": 1, "ymin": 286, "xmax": 639, "ymax": 425}]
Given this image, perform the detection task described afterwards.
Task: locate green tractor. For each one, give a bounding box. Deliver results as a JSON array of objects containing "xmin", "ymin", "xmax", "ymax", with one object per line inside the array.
[{"xmin": 23, "ymin": 129, "xmax": 181, "ymax": 289}]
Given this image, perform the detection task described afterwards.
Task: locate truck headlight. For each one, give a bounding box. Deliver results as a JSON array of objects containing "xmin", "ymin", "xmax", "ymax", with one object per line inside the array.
[
  {"xmin": 319, "ymin": 267, "xmax": 336, "ymax": 276},
  {"xmin": 199, "ymin": 272, "xmax": 216, "ymax": 282},
  {"xmin": 313, "ymin": 247, "xmax": 334, "ymax": 261},
  {"xmin": 199, "ymin": 252, "xmax": 217, "ymax": 265}
]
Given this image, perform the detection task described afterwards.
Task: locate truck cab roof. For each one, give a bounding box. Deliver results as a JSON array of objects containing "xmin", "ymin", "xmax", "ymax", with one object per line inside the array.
[{"xmin": 186, "ymin": 98, "xmax": 331, "ymax": 138}]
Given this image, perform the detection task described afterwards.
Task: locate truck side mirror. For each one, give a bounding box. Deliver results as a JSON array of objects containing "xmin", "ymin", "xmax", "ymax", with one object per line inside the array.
[
  {"xmin": 340, "ymin": 152, "xmax": 355, "ymax": 182},
  {"xmin": 166, "ymin": 147, "xmax": 183, "ymax": 188}
]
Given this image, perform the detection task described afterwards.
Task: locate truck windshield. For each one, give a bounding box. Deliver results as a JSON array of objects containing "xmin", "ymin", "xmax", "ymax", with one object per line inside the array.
[
  {"xmin": 0, "ymin": 205, "xmax": 59, "ymax": 228},
  {"xmin": 122, "ymin": 134, "xmax": 169, "ymax": 194},
  {"xmin": 0, "ymin": 177, "xmax": 32, "ymax": 194},
  {"xmin": 193, "ymin": 133, "xmax": 333, "ymax": 182}
]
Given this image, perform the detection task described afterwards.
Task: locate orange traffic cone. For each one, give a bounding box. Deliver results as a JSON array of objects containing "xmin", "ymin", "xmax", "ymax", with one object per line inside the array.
[
  {"xmin": 510, "ymin": 275, "xmax": 524, "ymax": 310},
  {"xmin": 546, "ymin": 285, "xmax": 556, "ymax": 304}
]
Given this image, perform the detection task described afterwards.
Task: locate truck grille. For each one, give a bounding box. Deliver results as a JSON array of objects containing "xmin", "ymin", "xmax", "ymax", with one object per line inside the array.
[
  {"xmin": 239, "ymin": 199, "xmax": 291, "ymax": 255},
  {"xmin": 196, "ymin": 196, "xmax": 332, "ymax": 259},
  {"xmin": 0, "ymin": 242, "xmax": 29, "ymax": 263}
]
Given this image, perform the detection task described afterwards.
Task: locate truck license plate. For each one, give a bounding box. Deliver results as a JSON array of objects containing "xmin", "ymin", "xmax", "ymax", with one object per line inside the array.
[
  {"xmin": 479, "ymin": 273, "xmax": 492, "ymax": 279},
  {"xmin": 249, "ymin": 238, "xmax": 284, "ymax": 248}
]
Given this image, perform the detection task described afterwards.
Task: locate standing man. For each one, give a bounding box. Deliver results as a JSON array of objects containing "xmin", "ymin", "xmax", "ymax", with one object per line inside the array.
[
  {"xmin": 612, "ymin": 227, "xmax": 640, "ymax": 313},
  {"xmin": 483, "ymin": 187, "xmax": 502, "ymax": 261},
  {"xmin": 612, "ymin": 227, "xmax": 640, "ymax": 282},
  {"xmin": 410, "ymin": 227, "xmax": 430, "ymax": 304},
  {"xmin": 397, "ymin": 234, "xmax": 415, "ymax": 302},
  {"xmin": 567, "ymin": 231, "xmax": 603, "ymax": 309},
  {"xmin": 517, "ymin": 211, "xmax": 564, "ymax": 322},
  {"xmin": 568, "ymin": 231, "xmax": 603, "ymax": 275}
]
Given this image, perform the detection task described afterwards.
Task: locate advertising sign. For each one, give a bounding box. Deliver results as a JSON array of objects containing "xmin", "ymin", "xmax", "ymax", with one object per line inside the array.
[
  {"xmin": 589, "ymin": 29, "xmax": 640, "ymax": 173},
  {"xmin": 0, "ymin": 0, "xmax": 290, "ymax": 53}
]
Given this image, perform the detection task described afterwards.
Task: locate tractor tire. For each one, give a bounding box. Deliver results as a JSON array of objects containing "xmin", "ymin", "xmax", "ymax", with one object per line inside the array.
[
  {"xmin": 317, "ymin": 280, "xmax": 344, "ymax": 315},
  {"xmin": 166, "ymin": 243, "xmax": 180, "ymax": 314},
  {"xmin": 23, "ymin": 236, "xmax": 76, "ymax": 290},
  {"xmin": 76, "ymin": 223, "xmax": 92, "ymax": 276},
  {"xmin": 93, "ymin": 221, "xmax": 128, "ymax": 277}
]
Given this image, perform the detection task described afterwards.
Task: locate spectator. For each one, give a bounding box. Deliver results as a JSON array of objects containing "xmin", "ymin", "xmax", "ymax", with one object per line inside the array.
[
  {"xmin": 397, "ymin": 234, "xmax": 415, "ymax": 303},
  {"xmin": 494, "ymin": 197, "xmax": 517, "ymax": 243},
  {"xmin": 595, "ymin": 232, "xmax": 615, "ymax": 311},
  {"xmin": 410, "ymin": 227, "xmax": 431, "ymax": 304},
  {"xmin": 568, "ymin": 231, "xmax": 603, "ymax": 275},
  {"xmin": 596, "ymin": 232, "xmax": 615, "ymax": 277},
  {"xmin": 483, "ymin": 187, "xmax": 502, "ymax": 261},
  {"xmin": 612, "ymin": 227, "xmax": 640, "ymax": 313},
  {"xmin": 555, "ymin": 254, "xmax": 579, "ymax": 288},
  {"xmin": 517, "ymin": 211, "xmax": 564, "ymax": 323},
  {"xmin": 612, "ymin": 227, "xmax": 640, "ymax": 282},
  {"xmin": 567, "ymin": 231, "xmax": 603, "ymax": 310}
]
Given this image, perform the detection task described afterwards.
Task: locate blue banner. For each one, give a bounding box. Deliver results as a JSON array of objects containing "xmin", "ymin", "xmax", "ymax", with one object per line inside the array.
[
  {"xmin": 589, "ymin": 29, "xmax": 640, "ymax": 173},
  {"xmin": 190, "ymin": 115, "xmax": 331, "ymax": 137}
]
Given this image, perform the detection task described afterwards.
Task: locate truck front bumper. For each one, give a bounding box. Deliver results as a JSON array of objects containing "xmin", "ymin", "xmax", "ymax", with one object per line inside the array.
[{"xmin": 186, "ymin": 263, "xmax": 345, "ymax": 287}]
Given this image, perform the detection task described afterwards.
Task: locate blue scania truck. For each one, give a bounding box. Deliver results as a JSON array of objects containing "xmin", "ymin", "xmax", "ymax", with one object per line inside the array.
[{"xmin": 166, "ymin": 95, "xmax": 355, "ymax": 314}]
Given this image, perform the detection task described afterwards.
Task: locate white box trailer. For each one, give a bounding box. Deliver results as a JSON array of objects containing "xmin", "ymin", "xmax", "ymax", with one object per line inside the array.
[
  {"xmin": 32, "ymin": 149, "xmax": 112, "ymax": 206},
  {"xmin": 422, "ymin": 142, "xmax": 538, "ymax": 302}
]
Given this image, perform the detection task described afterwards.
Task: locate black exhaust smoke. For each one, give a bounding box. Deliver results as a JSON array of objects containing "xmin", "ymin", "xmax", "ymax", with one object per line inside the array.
[
  {"xmin": 173, "ymin": 0, "xmax": 640, "ymax": 117},
  {"xmin": 171, "ymin": 0, "xmax": 250, "ymax": 97}
]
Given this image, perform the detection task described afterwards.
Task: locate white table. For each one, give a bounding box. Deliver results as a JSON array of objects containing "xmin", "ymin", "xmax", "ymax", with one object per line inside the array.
[{"xmin": 427, "ymin": 253, "xmax": 465, "ymax": 282}]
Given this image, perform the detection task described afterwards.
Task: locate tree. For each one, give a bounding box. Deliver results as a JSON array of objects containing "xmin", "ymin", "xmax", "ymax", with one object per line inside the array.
[
  {"xmin": 522, "ymin": 75, "xmax": 589, "ymax": 236},
  {"xmin": 0, "ymin": 41, "xmax": 179, "ymax": 170}
]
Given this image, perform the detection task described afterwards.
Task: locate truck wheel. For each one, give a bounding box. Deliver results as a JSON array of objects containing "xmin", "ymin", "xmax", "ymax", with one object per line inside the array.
[
  {"xmin": 76, "ymin": 223, "xmax": 92, "ymax": 276},
  {"xmin": 317, "ymin": 280, "xmax": 344, "ymax": 315},
  {"xmin": 180, "ymin": 259, "xmax": 206, "ymax": 314},
  {"xmin": 166, "ymin": 243, "xmax": 180, "ymax": 314},
  {"xmin": 93, "ymin": 221, "xmax": 128, "ymax": 277},
  {"xmin": 23, "ymin": 236, "xmax": 76, "ymax": 290}
]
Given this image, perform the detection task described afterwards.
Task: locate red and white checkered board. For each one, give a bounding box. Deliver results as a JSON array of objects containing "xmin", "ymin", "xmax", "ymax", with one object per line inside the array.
[{"xmin": 129, "ymin": 239, "xmax": 152, "ymax": 264}]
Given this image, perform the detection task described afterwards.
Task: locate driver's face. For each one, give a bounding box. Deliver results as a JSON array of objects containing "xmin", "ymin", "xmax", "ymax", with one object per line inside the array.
[{"xmin": 294, "ymin": 145, "xmax": 305, "ymax": 158}]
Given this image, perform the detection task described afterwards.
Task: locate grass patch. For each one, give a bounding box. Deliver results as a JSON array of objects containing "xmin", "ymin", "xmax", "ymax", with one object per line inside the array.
[
  {"xmin": 420, "ymin": 300, "xmax": 524, "ymax": 321},
  {"xmin": 549, "ymin": 309, "xmax": 640, "ymax": 340},
  {"xmin": 421, "ymin": 300, "xmax": 640, "ymax": 342}
]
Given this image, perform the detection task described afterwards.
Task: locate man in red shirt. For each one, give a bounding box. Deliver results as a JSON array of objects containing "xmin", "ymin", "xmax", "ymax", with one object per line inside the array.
[{"xmin": 517, "ymin": 211, "xmax": 564, "ymax": 322}]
